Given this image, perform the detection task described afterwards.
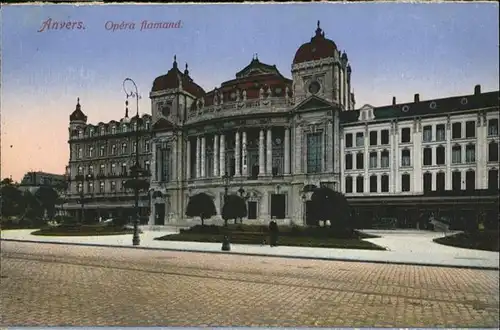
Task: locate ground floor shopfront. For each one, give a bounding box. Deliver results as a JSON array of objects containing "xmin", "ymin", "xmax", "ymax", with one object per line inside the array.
[{"xmin": 348, "ymin": 191, "xmax": 499, "ymax": 230}]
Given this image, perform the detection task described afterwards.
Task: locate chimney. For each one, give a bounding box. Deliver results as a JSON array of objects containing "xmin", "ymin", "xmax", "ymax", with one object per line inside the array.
[
  {"xmin": 474, "ymin": 84, "xmax": 481, "ymax": 95},
  {"xmin": 414, "ymin": 93, "xmax": 420, "ymax": 103},
  {"xmin": 392, "ymin": 96, "xmax": 396, "ymax": 105}
]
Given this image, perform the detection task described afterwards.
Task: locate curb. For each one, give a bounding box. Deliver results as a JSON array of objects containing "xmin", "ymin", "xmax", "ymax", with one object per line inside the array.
[{"xmin": 2, "ymin": 238, "xmax": 499, "ymax": 271}]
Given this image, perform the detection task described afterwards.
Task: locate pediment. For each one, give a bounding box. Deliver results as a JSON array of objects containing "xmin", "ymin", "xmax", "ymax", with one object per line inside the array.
[
  {"xmin": 152, "ymin": 118, "xmax": 177, "ymax": 131},
  {"xmin": 294, "ymin": 95, "xmax": 335, "ymax": 112}
]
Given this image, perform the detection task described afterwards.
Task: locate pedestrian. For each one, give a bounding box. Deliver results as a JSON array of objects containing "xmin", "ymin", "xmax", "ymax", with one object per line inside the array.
[{"xmin": 269, "ymin": 220, "xmax": 279, "ymax": 247}]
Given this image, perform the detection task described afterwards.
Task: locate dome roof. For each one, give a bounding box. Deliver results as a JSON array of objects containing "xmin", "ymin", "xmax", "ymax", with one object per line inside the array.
[
  {"xmin": 151, "ymin": 57, "xmax": 205, "ymax": 97},
  {"xmin": 69, "ymin": 98, "xmax": 87, "ymax": 122},
  {"xmin": 293, "ymin": 21, "xmax": 337, "ymax": 65}
]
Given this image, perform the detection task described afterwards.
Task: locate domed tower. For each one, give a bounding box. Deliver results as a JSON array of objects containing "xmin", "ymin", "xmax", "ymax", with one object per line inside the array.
[
  {"xmin": 292, "ymin": 21, "xmax": 355, "ymax": 110},
  {"xmin": 150, "ymin": 56, "xmax": 206, "ymax": 126},
  {"xmin": 69, "ymin": 97, "xmax": 87, "ymax": 138}
]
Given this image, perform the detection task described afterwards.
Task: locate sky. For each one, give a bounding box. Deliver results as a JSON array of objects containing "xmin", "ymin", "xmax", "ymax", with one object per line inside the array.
[{"xmin": 1, "ymin": 2, "xmax": 499, "ymax": 182}]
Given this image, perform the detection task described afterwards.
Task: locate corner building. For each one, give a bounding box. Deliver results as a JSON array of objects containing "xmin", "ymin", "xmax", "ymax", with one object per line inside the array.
[{"xmin": 149, "ymin": 22, "xmax": 499, "ymax": 227}]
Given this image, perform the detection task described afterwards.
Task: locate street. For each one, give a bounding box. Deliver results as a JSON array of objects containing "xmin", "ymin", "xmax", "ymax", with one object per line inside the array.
[{"xmin": 1, "ymin": 241, "xmax": 498, "ymax": 327}]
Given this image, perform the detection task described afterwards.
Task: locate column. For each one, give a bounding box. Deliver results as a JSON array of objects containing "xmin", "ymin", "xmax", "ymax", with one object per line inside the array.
[
  {"xmin": 363, "ymin": 130, "xmax": 369, "ymax": 193},
  {"xmin": 195, "ymin": 137, "xmax": 200, "ymax": 179},
  {"xmin": 213, "ymin": 135, "xmax": 219, "ymax": 177},
  {"xmin": 294, "ymin": 125, "xmax": 302, "ymax": 173},
  {"xmin": 219, "ymin": 134, "xmax": 226, "ymax": 176},
  {"xmin": 344, "ymin": 67, "xmax": 348, "ymax": 107},
  {"xmin": 334, "ymin": 65, "xmax": 340, "ymax": 103},
  {"xmin": 186, "ymin": 139, "xmax": 191, "ymax": 180},
  {"xmin": 284, "ymin": 127, "xmax": 290, "ymax": 174},
  {"xmin": 413, "ymin": 122, "xmax": 423, "ymax": 193},
  {"xmin": 258, "ymin": 129, "xmax": 265, "ymax": 176},
  {"xmin": 326, "ymin": 120, "xmax": 333, "ymax": 172},
  {"xmin": 235, "ymin": 131, "xmax": 241, "ymax": 176},
  {"xmin": 152, "ymin": 143, "xmax": 158, "ymax": 181},
  {"xmin": 156, "ymin": 144, "xmax": 163, "ymax": 181},
  {"xmin": 241, "ymin": 131, "xmax": 248, "ymax": 177},
  {"xmin": 200, "ymin": 136, "xmax": 206, "ymax": 178},
  {"xmin": 266, "ymin": 128, "xmax": 273, "ymax": 175},
  {"xmin": 172, "ymin": 136, "xmax": 178, "ymax": 181},
  {"xmin": 340, "ymin": 68, "xmax": 344, "ymax": 108},
  {"xmin": 445, "ymin": 122, "xmax": 452, "ymax": 190}
]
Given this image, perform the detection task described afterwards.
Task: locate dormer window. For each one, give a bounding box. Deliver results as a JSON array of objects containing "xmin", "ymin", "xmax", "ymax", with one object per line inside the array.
[
  {"xmin": 122, "ymin": 124, "xmax": 127, "ymax": 133},
  {"xmin": 100, "ymin": 127, "xmax": 105, "ymax": 135},
  {"xmin": 78, "ymin": 130, "xmax": 83, "ymax": 138},
  {"xmin": 145, "ymin": 121, "xmax": 150, "ymax": 130},
  {"xmin": 358, "ymin": 106, "xmax": 374, "ymax": 121},
  {"xmin": 111, "ymin": 125, "xmax": 116, "ymax": 134},
  {"xmin": 89, "ymin": 128, "xmax": 94, "ymax": 137}
]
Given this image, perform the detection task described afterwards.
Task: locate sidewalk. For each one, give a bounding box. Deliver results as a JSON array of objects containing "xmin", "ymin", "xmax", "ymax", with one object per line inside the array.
[{"xmin": 1, "ymin": 229, "xmax": 498, "ymax": 270}]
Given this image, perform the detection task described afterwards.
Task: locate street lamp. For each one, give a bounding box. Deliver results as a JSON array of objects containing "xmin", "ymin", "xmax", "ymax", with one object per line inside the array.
[{"xmin": 123, "ymin": 78, "xmax": 141, "ymax": 246}]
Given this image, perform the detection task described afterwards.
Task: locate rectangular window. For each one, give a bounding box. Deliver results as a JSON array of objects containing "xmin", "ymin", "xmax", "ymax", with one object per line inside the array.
[
  {"xmin": 247, "ymin": 201, "xmax": 257, "ymax": 219},
  {"xmin": 465, "ymin": 121, "xmax": 476, "ymax": 138},
  {"xmin": 345, "ymin": 177, "xmax": 353, "ymax": 193},
  {"xmin": 436, "ymin": 124, "xmax": 446, "ymax": 141},
  {"xmin": 99, "ymin": 181, "xmax": 105, "ymax": 193},
  {"xmin": 381, "ymin": 151, "xmax": 390, "ymax": 168},
  {"xmin": 436, "ymin": 172, "xmax": 445, "ymax": 192},
  {"xmin": 423, "ymin": 148, "xmax": 432, "ymax": 166},
  {"xmin": 452, "ymin": 146, "xmax": 462, "ymax": 164},
  {"xmin": 161, "ymin": 148, "xmax": 172, "ymax": 181},
  {"xmin": 452, "ymin": 122, "xmax": 461, "ymax": 139},
  {"xmin": 401, "ymin": 174, "xmax": 410, "ymax": 192},
  {"xmin": 381, "ymin": 175, "xmax": 389, "ymax": 192},
  {"xmin": 99, "ymin": 165, "xmax": 105, "ymax": 175},
  {"xmin": 488, "ymin": 119, "xmax": 499, "ymax": 136},
  {"xmin": 369, "ymin": 152, "xmax": 377, "ymax": 168},
  {"xmin": 436, "ymin": 146, "xmax": 445, "ymax": 165},
  {"xmin": 369, "ymin": 176, "xmax": 377, "ymax": 193},
  {"xmin": 423, "ymin": 173, "xmax": 432, "ymax": 192},
  {"xmin": 452, "ymin": 171, "xmax": 461, "ymax": 191},
  {"xmin": 306, "ymin": 132, "xmax": 322, "ymax": 174},
  {"xmin": 356, "ymin": 153, "xmax": 364, "ymax": 170},
  {"xmin": 401, "ymin": 128, "xmax": 411, "ymax": 143},
  {"xmin": 111, "ymin": 181, "xmax": 116, "ymax": 192},
  {"xmin": 355, "ymin": 132, "xmax": 364, "ymax": 147},
  {"xmin": 345, "ymin": 133, "xmax": 353, "ymax": 148},
  {"xmin": 401, "ymin": 150, "xmax": 411, "ymax": 167},
  {"xmin": 466, "ymin": 171, "xmax": 475, "ymax": 191},
  {"xmin": 465, "ymin": 144, "xmax": 475, "ymax": 163},
  {"xmin": 422, "ymin": 125, "xmax": 432, "ymax": 142},
  {"xmin": 356, "ymin": 176, "xmax": 364, "ymax": 193},
  {"xmin": 369, "ymin": 131, "xmax": 377, "ymax": 146},
  {"xmin": 381, "ymin": 130, "xmax": 389, "ymax": 145},
  {"xmin": 345, "ymin": 154, "xmax": 353, "ymax": 170}
]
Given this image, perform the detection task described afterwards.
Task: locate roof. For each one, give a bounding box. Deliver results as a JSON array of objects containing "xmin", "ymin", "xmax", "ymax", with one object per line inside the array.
[
  {"xmin": 151, "ymin": 58, "xmax": 205, "ymax": 97},
  {"xmin": 293, "ymin": 21, "xmax": 338, "ymax": 65},
  {"xmin": 69, "ymin": 98, "xmax": 87, "ymax": 122},
  {"xmin": 340, "ymin": 88, "xmax": 499, "ymax": 124}
]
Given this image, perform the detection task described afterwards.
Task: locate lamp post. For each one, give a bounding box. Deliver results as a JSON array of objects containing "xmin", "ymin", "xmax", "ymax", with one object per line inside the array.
[{"xmin": 123, "ymin": 78, "xmax": 141, "ymax": 246}]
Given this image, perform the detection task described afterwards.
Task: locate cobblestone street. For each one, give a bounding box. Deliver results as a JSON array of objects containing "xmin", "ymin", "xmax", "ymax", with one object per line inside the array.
[{"xmin": 1, "ymin": 241, "xmax": 498, "ymax": 327}]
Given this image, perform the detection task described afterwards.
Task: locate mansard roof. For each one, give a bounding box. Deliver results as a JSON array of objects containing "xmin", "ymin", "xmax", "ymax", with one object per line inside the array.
[{"xmin": 340, "ymin": 87, "xmax": 499, "ymax": 124}]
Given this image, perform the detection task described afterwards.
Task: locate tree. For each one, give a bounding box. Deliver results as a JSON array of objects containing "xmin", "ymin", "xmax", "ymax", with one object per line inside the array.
[
  {"xmin": 310, "ymin": 187, "xmax": 351, "ymax": 230},
  {"xmin": 221, "ymin": 194, "xmax": 247, "ymax": 226},
  {"xmin": 185, "ymin": 193, "xmax": 217, "ymax": 226},
  {"xmin": 0, "ymin": 180, "xmax": 24, "ymax": 217},
  {"xmin": 21, "ymin": 190, "xmax": 43, "ymax": 221},
  {"xmin": 35, "ymin": 186, "xmax": 59, "ymax": 219}
]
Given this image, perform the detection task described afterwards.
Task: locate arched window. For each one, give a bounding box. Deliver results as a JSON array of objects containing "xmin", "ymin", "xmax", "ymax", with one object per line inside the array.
[
  {"xmin": 401, "ymin": 173, "xmax": 410, "ymax": 192},
  {"xmin": 121, "ymin": 143, "xmax": 128, "ymax": 154},
  {"xmin": 452, "ymin": 171, "xmax": 461, "ymax": 191}
]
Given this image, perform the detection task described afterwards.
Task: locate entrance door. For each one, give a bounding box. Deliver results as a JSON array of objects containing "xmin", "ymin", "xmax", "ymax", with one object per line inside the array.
[
  {"xmin": 305, "ymin": 201, "xmax": 316, "ymax": 226},
  {"xmin": 270, "ymin": 194, "xmax": 286, "ymax": 219},
  {"xmin": 155, "ymin": 203, "xmax": 165, "ymax": 225}
]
